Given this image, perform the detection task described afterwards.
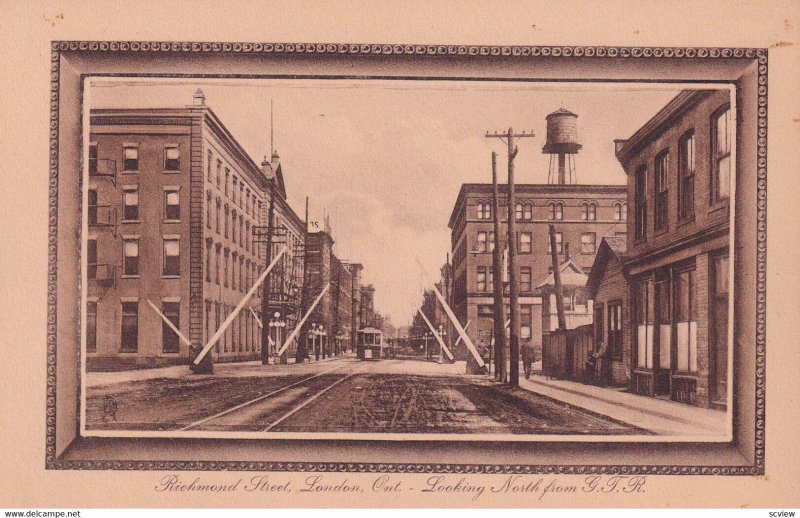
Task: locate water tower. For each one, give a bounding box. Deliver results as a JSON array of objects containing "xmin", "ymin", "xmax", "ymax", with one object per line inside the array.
[{"xmin": 542, "ymin": 108, "xmax": 582, "ymax": 184}]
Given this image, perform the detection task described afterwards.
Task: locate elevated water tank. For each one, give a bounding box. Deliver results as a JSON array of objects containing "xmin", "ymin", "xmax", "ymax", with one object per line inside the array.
[{"xmin": 542, "ymin": 108, "xmax": 582, "ymax": 155}]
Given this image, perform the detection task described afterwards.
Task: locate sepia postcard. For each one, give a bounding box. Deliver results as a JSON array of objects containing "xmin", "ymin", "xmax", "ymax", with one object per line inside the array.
[{"xmin": 1, "ymin": 0, "xmax": 799, "ymax": 510}]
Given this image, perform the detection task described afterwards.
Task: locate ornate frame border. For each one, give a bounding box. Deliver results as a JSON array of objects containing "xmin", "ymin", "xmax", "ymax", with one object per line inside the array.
[{"xmin": 45, "ymin": 42, "xmax": 768, "ymax": 474}]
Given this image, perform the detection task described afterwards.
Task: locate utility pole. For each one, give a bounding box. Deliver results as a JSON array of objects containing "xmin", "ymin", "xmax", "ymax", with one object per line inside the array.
[
  {"xmin": 490, "ymin": 151, "xmax": 507, "ymax": 383},
  {"xmin": 486, "ymin": 127, "xmax": 534, "ymax": 387},
  {"xmin": 260, "ymin": 157, "xmax": 276, "ymax": 365},
  {"xmin": 296, "ymin": 196, "xmax": 310, "ymax": 363},
  {"xmin": 549, "ymin": 224, "xmax": 567, "ymax": 330}
]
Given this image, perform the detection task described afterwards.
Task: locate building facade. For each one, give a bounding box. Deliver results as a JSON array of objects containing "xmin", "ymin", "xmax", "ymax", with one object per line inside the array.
[
  {"xmin": 447, "ymin": 183, "xmax": 627, "ymax": 359},
  {"xmin": 86, "ymin": 91, "xmax": 305, "ymax": 370},
  {"xmin": 615, "ymin": 89, "xmax": 732, "ymax": 409},
  {"xmin": 585, "ymin": 236, "xmax": 630, "ymax": 387}
]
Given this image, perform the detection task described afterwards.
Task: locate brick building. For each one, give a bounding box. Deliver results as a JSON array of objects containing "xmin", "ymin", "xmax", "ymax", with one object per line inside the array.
[
  {"xmin": 615, "ymin": 89, "xmax": 732, "ymax": 409},
  {"xmin": 447, "ymin": 183, "xmax": 627, "ymax": 359},
  {"xmin": 303, "ymin": 230, "xmax": 364, "ymax": 358},
  {"xmin": 86, "ymin": 90, "xmax": 305, "ymax": 369},
  {"xmin": 585, "ymin": 236, "xmax": 629, "ymax": 387},
  {"xmin": 360, "ymin": 284, "xmax": 376, "ymax": 328}
]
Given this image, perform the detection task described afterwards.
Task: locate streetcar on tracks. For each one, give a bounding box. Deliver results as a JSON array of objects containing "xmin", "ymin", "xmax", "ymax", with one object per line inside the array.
[{"xmin": 356, "ymin": 327, "xmax": 386, "ymax": 360}]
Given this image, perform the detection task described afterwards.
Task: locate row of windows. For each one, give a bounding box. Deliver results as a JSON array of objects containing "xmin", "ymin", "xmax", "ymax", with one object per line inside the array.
[
  {"xmin": 87, "ymin": 236, "xmax": 181, "ymax": 279},
  {"xmin": 205, "ymin": 299, "xmax": 262, "ymax": 354},
  {"xmin": 88, "ymin": 186, "xmax": 181, "ymax": 224},
  {"xmin": 474, "ymin": 231, "xmax": 596, "ymax": 254},
  {"xmin": 207, "ymin": 149, "xmax": 262, "ymax": 220},
  {"xmin": 89, "ymin": 143, "xmax": 181, "ymax": 174},
  {"xmin": 86, "ymin": 300, "xmax": 182, "ymax": 354},
  {"xmin": 205, "ymin": 240, "xmax": 261, "ymax": 293},
  {"xmin": 634, "ymin": 106, "xmax": 731, "ymax": 240},
  {"xmin": 85, "ymin": 299, "xmax": 264, "ymax": 355},
  {"xmin": 476, "ymin": 201, "xmax": 627, "ymax": 221},
  {"xmin": 207, "ymin": 191, "xmax": 260, "ymax": 259}
]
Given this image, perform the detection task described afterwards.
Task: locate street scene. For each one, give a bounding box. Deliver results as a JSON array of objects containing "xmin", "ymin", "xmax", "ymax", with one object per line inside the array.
[{"xmin": 83, "ymin": 79, "xmax": 732, "ymax": 439}]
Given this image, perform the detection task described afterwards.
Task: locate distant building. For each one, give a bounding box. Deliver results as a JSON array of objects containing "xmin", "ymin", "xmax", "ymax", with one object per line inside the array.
[
  {"xmin": 615, "ymin": 89, "xmax": 732, "ymax": 409},
  {"xmin": 360, "ymin": 284, "xmax": 376, "ymax": 328},
  {"xmin": 447, "ymin": 183, "xmax": 627, "ymax": 359},
  {"xmin": 585, "ymin": 236, "xmax": 629, "ymax": 387},
  {"xmin": 537, "ymin": 252, "xmax": 592, "ymax": 344},
  {"xmin": 86, "ymin": 90, "xmax": 305, "ymax": 369}
]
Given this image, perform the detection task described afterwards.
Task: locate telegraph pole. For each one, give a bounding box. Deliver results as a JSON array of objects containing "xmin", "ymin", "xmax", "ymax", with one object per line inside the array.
[
  {"xmin": 486, "ymin": 127, "xmax": 534, "ymax": 387},
  {"xmin": 490, "ymin": 151, "xmax": 507, "ymax": 383},
  {"xmin": 296, "ymin": 196, "xmax": 310, "ymax": 363},
  {"xmin": 260, "ymin": 157, "xmax": 276, "ymax": 365}
]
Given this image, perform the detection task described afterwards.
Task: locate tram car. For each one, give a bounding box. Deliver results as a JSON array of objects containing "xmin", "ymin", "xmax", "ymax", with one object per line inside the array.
[{"xmin": 356, "ymin": 327, "xmax": 384, "ymax": 360}]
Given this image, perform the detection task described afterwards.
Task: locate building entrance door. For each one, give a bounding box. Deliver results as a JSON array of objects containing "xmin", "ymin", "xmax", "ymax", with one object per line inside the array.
[{"xmin": 711, "ymin": 253, "xmax": 729, "ymax": 407}]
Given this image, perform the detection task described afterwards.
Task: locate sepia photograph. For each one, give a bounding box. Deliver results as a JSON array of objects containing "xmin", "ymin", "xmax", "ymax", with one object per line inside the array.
[{"xmin": 80, "ymin": 78, "xmax": 734, "ymax": 442}]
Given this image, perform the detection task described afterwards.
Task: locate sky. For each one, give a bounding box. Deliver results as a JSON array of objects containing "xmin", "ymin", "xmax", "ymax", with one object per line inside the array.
[{"xmin": 90, "ymin": 78, "xmax": 695, "ymax": 326}]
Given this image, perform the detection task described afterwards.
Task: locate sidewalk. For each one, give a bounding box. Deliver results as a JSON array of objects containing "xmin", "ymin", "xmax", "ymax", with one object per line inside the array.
[{"xmin": 518, "ymin": 368, "xmax": 728, "ymax": 437}]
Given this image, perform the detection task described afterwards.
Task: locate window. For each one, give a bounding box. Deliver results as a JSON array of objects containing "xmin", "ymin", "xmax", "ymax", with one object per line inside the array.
[
  {"xmin": 515, "ymin": 203, "xmax": 523, "ymax": 221},
  {"xmin": 519, "ymin": 232, "xmax": 532, "ymax": 253},
  {"xmin": 489, "ymin": 231, "xmax": 495, "ymax": 252},
  {"xmin": 245, "ymin": 221, "xmax": 250, "ymax": 251},
  {"xmin": 225, "ymin": 168, "xmax": 230, "ymax": 196},
  {"xmin": 523, "ymin": 203, "xmax": 532, "ymax": 220},
  {"xmin": 224, "ymin": 249, "xmax": 230, "ymax": 287},
  {"xmin": 654, "ymin": 150, "xmax": 669, "ymax": 231},
  {"xmin": 520, "ymin": 267, "xmax": 532, "ymax": 292},
  {"xmin": 206, "ymin": 192, "xmax": 212, "ymax": 228},
  {"xmin": 89, "ymin": 144, "xmax": 98, "ymax": 175},
  {"xmin": 608, "ymin": 301, "xmax": 623, "ymax": 360},
  {"xmin": 224, "ymin": 204, "xmax": 229, "ymax": 238},
  {"xmin": 120, "ymin": 301, "xmax": 138, "ymax": 352},
  {"xmin": 712, "ymin": 106, "xmax": 732, "ymax": 202},
  {"xmin": 123, "ymin": 146, "xmax": 138, "ymax": 171},
  {"xmin": 88, "ymin": 239, "xmax": 97, "ymax": 280},
  {"xmin": 635, "ymin": 279, "xmax": 654, "ymax": 369},
  {"xmin": 614, "ymin": 202, "xmax": 627, "ymax": 221},
  {"xmin": 231, "ymin": 253, "xmax": 238, "ymax": 290},
  {"xmin": 476, "ymin": 266, "xmax": 487, "ymax": 291},
  {"xmin": 88, "ymin": 189, "xmax": 98, "ymax": 225},
  {"xmin": 548, "ymin": 232, "xmax": 563, "ymax": 254},
  {"xmin": 215, "ymin": 198, "xmax": 221, "ymax": 234},
  {"xmin": 594, "ymin": 304, "xmax": 604, "ymax": 348},
  {"xmin": 164, "ymin": 188, "xmax": 180, "ymax": 221},
  {"xmin": 122, "ymin": 186, "xmax": 139, "ymax": 221},
  {"xmin": 162, "ymin": 301, "xmax": 180, "ymax": 353},
  {"xmin": 635, "ymin": 166, "xmax": 647, "ymax": 239},
  {"xmin": 205, "ymin": 241, "xmax": 212, "ymax": 282},
  {"xmin": 548, "ymin": 202, "xmax": 563, "ymax": 220},
  {"xmin": 207, "ymin": 150, "xmax": 213, "ymax": 182},
  {"xmin": 239, "ymin": 257, "xmax": 245, "ymax": 292},
  {"xmin": 232, "ymin": 177, "xmax": 238, "ymax": 204},
  {"xmin": 163, "ymin": 238, "xmax": 180, "ymax": 276},
  {"xmin": 581, "ymin": 202, "xmax": 596, "ymax": 221},
  {"xmin": 164, "ymin": 146, "xmax": 180, "ymax": 171},
  {"xmin": 240, "ymin": 185, "xmax": 245, "ymax": 209},
  {"xmin": 123, "ymin": 239, "xmax": 139, "ymax": 276},
  {"xmin": 215, "ymin": 245, "xmax": 221, "ymax": 285},
  {"xmin": 476, "ymin": 231, "xmax": 487, "ymax": 253},
  {"xmin": 476, "ymin": 203, "xmax": 485, "ymax": 219},
  {"xmin": 520, "ymin": 305, "xmax": 532, "ymax": 339},
  {"xmin": 246, "ymin": 189, "xmax": 251, "ymax": 215},
  {"xmin": 232, "ymin": 210, "xmax": 238, "ymax": 244},
  {"xmin": 581, "ymin": 232, "xmax": 596, "ymax": 254},
  {"xmin": 86, "ymin": 301, "xmax": 97, "ymax": 353},
  {"xmin": 478, "ymin": 304, "xmax": 493, "ymax": 318},
  {"xmin": 216, "ymin": 160, "xmax": 222, "ymax": 189},
  {"xmin": 239, "ymin": 215, "xmax": 244, "ymax": 246},
  {"xmin": 488, "ymin": 268, "xmax": 494, "ymax": 292},
  {"xmin": 678, "ymin": 130, "xmax": 696, "ymax": 220},
  {"xmin": 674, "ymin": 268, "xmax": 698, "ymax": 372}
]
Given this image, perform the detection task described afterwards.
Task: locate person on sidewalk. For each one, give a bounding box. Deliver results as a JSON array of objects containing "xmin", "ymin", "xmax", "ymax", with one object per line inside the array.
[
  {"xmin": 592, "ymin": 340, "xmax": 609, "ymax": 386},
  {"xmin": 521, "ymin": 342, "xmax": 535, "ymax": 379}
]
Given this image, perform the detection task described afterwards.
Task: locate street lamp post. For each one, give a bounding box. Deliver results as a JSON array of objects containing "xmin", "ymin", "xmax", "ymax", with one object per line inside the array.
[
  {"xmin": 438, "ymin": 325, "xmax": 447, "ymax": 364},
  {"xmin": 311, "ymin": 323, "xmax": 319, "ymax": 361}
]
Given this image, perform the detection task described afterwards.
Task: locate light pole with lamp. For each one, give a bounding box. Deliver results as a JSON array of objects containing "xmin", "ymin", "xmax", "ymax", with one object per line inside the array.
[
  {"xmin": 269, "ymin": 311, "xmax": 286, "ymax": 364},
  {"xmin": 438, "ymin": 325, "xmax": 447, "ymax": 364}
]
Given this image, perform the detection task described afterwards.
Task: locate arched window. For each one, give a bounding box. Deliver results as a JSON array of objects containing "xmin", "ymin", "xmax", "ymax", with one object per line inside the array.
[
  {"xmin": 615, "ymin": 202, "xmax": 628, "ymax": 221},
  {"xmin": 477, "ymin": 202, "xmax": 485, "ymax": 219},
  {"xmin": 523, "ymin": 203, "xmax": 533, "ymax": 220},
  {"xmin": 515, "ymin": 203, "xmax": 523, "ymax": 220},
  {"xmin": 549, "ymin": 202, "xmax": 563, "ymax": 220},
  {"xmin": 589, "ymin": 202, "xmax": 597, "ymax": 221}
]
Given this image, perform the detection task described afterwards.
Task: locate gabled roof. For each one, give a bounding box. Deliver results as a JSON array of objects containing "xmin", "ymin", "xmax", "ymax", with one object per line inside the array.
[
  {"xmin": 586, "ymin": 236, "xmax": 628, "ymax": 297},
  {"xmin": 534, "ymin": 258, "xmax": 587, "ymax": 289}
]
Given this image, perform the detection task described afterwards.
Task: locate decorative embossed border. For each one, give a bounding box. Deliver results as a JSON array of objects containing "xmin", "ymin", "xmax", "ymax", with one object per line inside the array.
[{"xmin": 46, "ymin": 42, "xmax": 767, "ymax": 474}]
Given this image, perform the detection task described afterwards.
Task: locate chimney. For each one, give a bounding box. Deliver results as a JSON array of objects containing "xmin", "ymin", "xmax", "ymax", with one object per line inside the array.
[
  {"xmin": 564, "ymin": 242, "xmax": 571, "ymax": 262},
  {"xmin": 193, "ymin": 88, "xmax": 206, "ymax": 106}
]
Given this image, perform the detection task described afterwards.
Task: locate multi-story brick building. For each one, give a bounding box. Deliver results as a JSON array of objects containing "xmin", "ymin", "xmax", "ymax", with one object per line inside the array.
[
  {"xmin": 615, "ymin": 89, "xmax": 732, "ymax": 409},
  {"xmin": 360, "ymin": 284, "xmax": 376, "ymax": 328},
  {"xmin": 86, "ymin": 90, "xmax": 305, "ymax": 369},
  {"xmin": 303, "ymin": 230, "xmax": 364, "ymax": 358},
  {"xmin": 447, "ymin": 182, "xmax": 627, "ymax": 359}
]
